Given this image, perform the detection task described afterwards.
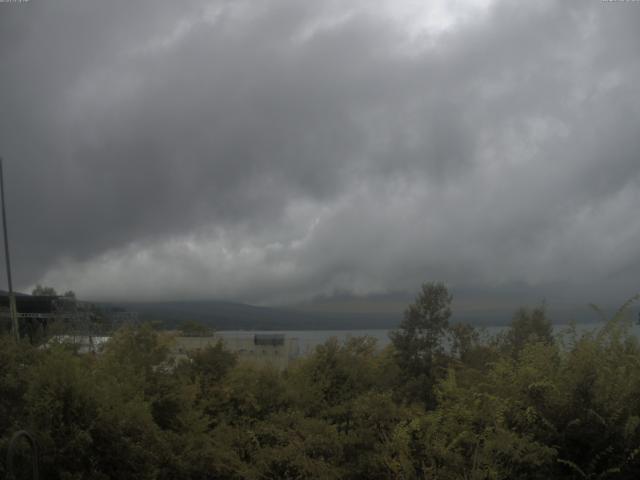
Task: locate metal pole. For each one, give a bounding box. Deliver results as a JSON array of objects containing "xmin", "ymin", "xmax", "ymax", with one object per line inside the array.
[{"xmin": 0, "ymin": 158, "xmax": 19, "ymax": 341}]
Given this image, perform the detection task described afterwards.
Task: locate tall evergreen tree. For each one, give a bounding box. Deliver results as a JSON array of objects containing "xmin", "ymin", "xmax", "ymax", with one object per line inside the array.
[{"xmin": 390, "ymin": 281, "xmax": 452, "ymax": 406}]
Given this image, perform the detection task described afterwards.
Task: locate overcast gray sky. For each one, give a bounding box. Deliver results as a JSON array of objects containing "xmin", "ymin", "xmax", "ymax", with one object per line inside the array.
[{"xmin": 0, "ymin": 0, "xmax": 639, "ymax": 308}]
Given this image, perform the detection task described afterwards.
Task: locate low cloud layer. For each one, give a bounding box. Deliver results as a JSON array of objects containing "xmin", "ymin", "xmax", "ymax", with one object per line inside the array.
[{"xmin": 1, "ymin": 0, "xmax": 639, "ymax": 307}]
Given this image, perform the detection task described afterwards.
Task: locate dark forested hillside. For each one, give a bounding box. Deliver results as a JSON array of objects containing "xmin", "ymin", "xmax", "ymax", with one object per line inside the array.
[
  {"xmin": 107, "ymin": 300, "xmax": 403, "ymax": 330},
  {"xmin": 103, "ymin": 299, "xmax": 607, "ymax": 331}
]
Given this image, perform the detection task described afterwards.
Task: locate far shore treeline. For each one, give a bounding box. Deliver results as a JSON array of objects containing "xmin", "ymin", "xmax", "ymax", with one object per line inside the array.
[{"xmin": 1, "ymin": 283, "xmax": 640, "ymax": 479}]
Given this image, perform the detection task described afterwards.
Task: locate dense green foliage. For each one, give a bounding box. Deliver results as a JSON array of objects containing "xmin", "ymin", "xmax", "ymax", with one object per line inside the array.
[{"xmin": 1, "ymin": 286, "xmax": 640, "ymax": 479}]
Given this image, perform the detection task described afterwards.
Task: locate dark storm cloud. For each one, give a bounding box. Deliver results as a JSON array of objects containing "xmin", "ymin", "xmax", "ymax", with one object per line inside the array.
[{"xmin": 0, "ymin": 0, "xmax": 639, "ymax": 306}]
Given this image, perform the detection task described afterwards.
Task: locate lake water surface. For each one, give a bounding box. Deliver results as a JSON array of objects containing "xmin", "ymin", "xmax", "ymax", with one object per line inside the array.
[{"xmin": 216, "ymin": 322, "xmax": 640, "ymax": 356}]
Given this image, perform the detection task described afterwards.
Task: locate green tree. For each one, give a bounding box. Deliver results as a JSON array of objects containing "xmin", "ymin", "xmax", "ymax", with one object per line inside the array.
[
  {"xmin": 501, "ymin": 305, "xmax": 554, "ymax": 357},
  {"xmin": 185, "ymin": 341, "xmax": 237, "ymax": 386},
  {"xmin": 179, "ymin": 320, "xmax": 211, "ymax": 337},
  {"xmin": 31, "ymin": 284, "xmax": 57, "ymax": 296},
  {"xmin": 390, "ymin": 282, "xmax": 452, "ymax": 406}
]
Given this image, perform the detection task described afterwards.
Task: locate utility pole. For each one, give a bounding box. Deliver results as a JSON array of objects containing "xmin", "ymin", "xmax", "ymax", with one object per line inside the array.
[{"xmin": 0, "ymin": 158, "xmax": 19, "ymax": 341}]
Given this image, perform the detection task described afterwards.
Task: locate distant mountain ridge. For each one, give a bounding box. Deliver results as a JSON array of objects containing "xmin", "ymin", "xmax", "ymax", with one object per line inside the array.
[
  {"xmin": 106, "ymin": 300, "xmax": 402, "ymax": 330},
  {"xmin": 99, "ymin": 299, "xmax": 536, "ymax": 330},
  {"xmin": 99, "ymin": 296, "xmax": 632, "ymax": 331}
]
